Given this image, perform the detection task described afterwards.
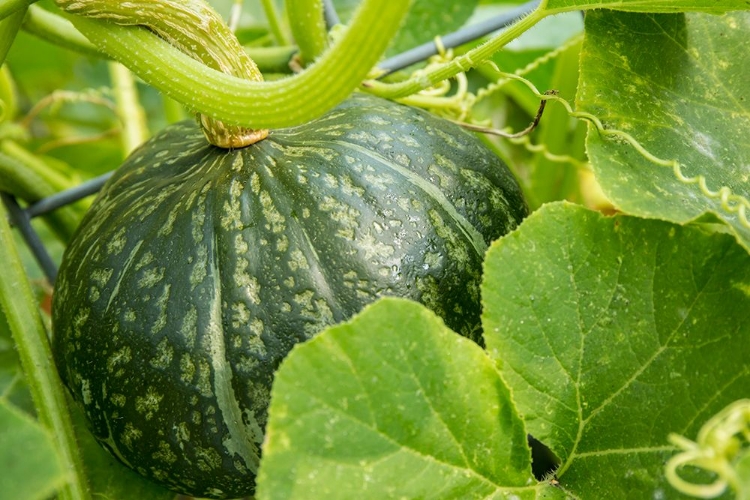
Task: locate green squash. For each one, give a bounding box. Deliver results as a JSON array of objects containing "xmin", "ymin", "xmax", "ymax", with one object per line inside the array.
[{"xmin": 52, "ymin": 93, "xmax": 527, "ymax": 498}]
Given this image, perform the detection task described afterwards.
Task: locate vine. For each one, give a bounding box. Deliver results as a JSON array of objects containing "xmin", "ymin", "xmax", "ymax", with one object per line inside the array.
[{"xmin": 666, "ymin": 399, "xmax": 750, "ymax": 498}]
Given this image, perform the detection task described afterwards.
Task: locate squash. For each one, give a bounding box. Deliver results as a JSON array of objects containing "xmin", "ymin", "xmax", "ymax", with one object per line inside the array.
[{"xmin": 52, "ymin": 93, "xmax": 527, "ymax": 498}]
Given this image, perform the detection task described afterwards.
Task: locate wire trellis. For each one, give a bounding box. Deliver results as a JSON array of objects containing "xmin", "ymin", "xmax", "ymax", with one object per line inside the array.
[{"xmin": 2, "ymin": 0, "xmax": 539, "ymax": 285}]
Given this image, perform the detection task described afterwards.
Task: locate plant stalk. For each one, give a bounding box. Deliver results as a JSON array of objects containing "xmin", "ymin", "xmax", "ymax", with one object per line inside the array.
[
  {"xmin": 287, "ymin": 0, "xmax": 327, "ymax": 65},
  {"xmin": 364, "ymin": 7, "xmax": 547, "ymax": 99},
  {"xmin": 64, "ymin": 0, "xmax": 413, "ymax": 129},
  {"xmin": 0, "ymin": 198, "xmax": 92, "ymax": 500},
  {"xmin": 107, "ymin": 61, "xmax": 148, "ymax": 155},
  {"xmin": 55, "ymin": 0, "xmax": 268, "ymax": 148},
  {"xmin": 0, "ymin": 2, "xmax": 25, "ymax": 63}
]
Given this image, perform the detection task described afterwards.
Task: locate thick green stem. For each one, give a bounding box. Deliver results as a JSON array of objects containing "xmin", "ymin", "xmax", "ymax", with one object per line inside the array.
[
  {"xmin": 66, "ymin": 0, "xmax": 412, "ymax": 129},
  {"xmin": 364, "ymin": 7, "xmax": 547, "ymax": 99},
  {"xmin": 260, "ymin": 0, "xmax": 289, "ymax": 45},
  {"xmin": 0, "ymin": 200, "xmax": 92, "ymax": 500},
  {"xmin": 56, "ymin": 0, "xmax": 268, "ymax": 147},
  {"xmin": 0, "ymin": 140, "xmax": 82, "ymax": 241},
  {"xmin": 108, "ymin": 62, "xmax": 149, "ymax": 155},
  {"xmin": 0, "ymin": 3, "xmax": 25, "ymax": 63},
  {"xmin": 23, "ymin": 5, "xmax": 101, "ymax": 58},
  {"xmin": 287, "ymin": 0, "xmax": 327, "ymax": 65},
  {"xmin": 0, "ymin": 0, "xmax": 32, "ymax": 20}
]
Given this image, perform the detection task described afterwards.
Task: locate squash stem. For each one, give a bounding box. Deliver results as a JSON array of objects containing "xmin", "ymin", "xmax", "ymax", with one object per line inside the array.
[
  {"xmin": 65, "ymin": 0, "xmax": 413, "ymax": 129},
  {"xmin": 259, "ymin": 0, "xmax": 289, "ymax": 45},
  {"xmin": 107, "ymin": 62, "xmax": 149, "ymax": 156},
  {"xmin": 0, "ymin": 198, "xmax": 92, "ymax": 500},
  {"xmin": 55, "ymin": 0, "xmax": 269, "ymax": 148},
  {"xmin": 0, "ymin": 2, "xmax": 25, "ymax": 63},
  {"xmin": 23, "ymin": 5, "xmax": 102, "ymax": 59},
  {"xmin": 287, "ymin": 0, "xmax": 327, "ymax": 65}
]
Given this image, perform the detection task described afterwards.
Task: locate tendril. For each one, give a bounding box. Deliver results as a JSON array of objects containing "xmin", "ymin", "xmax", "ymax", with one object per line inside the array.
[
  {"xmin": 476, "ymin": 66, "xmax": 750, "ymax": 230},
  {"xmin": 666, "ymin": 399, "xmax": 750, "ymax": 498}
]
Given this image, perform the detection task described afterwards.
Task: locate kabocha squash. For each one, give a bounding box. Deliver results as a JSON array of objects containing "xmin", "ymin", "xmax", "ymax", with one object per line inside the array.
[{"xmin": 52, "ymin": 93, "xmax": 527, "ymax": 498}]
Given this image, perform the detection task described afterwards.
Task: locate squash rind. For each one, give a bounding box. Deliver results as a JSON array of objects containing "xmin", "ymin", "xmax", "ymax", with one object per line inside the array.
[{"xmin": 52, "ymin": 93, "xmax": 527, "ymax": 498}]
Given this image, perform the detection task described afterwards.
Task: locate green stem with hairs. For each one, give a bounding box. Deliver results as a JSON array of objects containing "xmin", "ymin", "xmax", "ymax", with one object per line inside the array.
[
  {"xmin": 0, "ymin": 140, "xmax": 82, "ymax": 241},
  {"xmin": 287, "ymin": 0, "xmax": 327, "ymax": 65},
  {"xmin": 0, "ymin": 0, "xmax": 33, "ymax": 21},
  {"xmin": 0, "ymin": 3, "xmax": 25, "ymax": 63},
  {"xmin": 364, "ymin": 7, "xmax": 546, "ymax": 99},
  {"xmin": 56, "ymin": 0, "xmax": 268, "ymax": 147},
  {"xmin": 62, "ymin": 0, "xmax": 412, "ymax": 130},
  {"xmin": 260, "ymin": 0, "xmax": 289, "ymax": 45},
  {"xmin": 0, "ymin": 200, "xmax": 92, "ymax": 500},
  {"xmin": 23, "ymin": 5, "xmax": 101, "ymax": 58},
  {"xmin": 108, "ymin": 62, "xmax": 149, "ymax": 155}
]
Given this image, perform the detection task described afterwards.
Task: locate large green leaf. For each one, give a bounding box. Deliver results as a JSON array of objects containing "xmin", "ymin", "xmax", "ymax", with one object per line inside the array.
[
  {"xmin": 577, "ymin": 11, "xmax": 750, "ymax": 250},
  {"xmin": 257, "ymin": 298, "xmax": 561, "ymax": 500},
  {"xmin": 482, "ymin": 202, "xmax": 750, "ymax": 498},
  {"xmin": 542, "ymin": 0, "xmax": 747, "ymax": 14},
  {"xmin": 0, "ymin": 401, "xmax": 67, "ymax": 500}
]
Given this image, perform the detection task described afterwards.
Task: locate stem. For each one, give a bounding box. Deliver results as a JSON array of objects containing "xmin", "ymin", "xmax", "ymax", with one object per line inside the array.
[
  {"xmin": 56, "ymin": 0, "xmax": 267, "ymax": 148},
  {"xmin": 364, "ymin": 7, "xmax": 547, "ymax": 99},
  {"xmin": 23, "ymin": 5, "xmax": 101, "ymax": 58},
  {"xmin": 287, "ymin": 0, "xmax": 327, "ymax": 65},
  {"xmin": 0, "ymin": 198, "xmax": 92, "ymax": 500},
  {"xmin": 0, "ymin": 3, "xmax": 25, "ymax": 63},
  {"xmin": 0, "ymin": 0, "xmax": 32, "ymax": 20},
  {"xmin": 66, "ymin": 0, "xmax": 413, "ymax": 129},
  {"xmin": 107, "ymin": 62, "xmax": 148, "ymax": 155},
  {"xmin": 0, "ymin": 141, "xmax": 82, "ymax": 241},
  {"xmin": 260, "ymin": 0, "xmax": 289, "ymax": 45}
]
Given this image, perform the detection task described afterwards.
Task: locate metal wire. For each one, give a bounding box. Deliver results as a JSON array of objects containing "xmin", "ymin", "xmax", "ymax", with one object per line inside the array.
[{"xmin": 1, "ymin": 193, "xmax": 58, "ymax": 283}]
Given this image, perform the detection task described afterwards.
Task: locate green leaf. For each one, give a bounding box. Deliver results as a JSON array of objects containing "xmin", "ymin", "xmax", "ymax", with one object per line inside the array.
[
  {"xmin": 0, "ymin": 401, "xmax": 67, "ymax": 500},
  {"xmin": 577, "ymin": 11, "xmax": 750, "ymax": 251},
  {"xmin": 482, "ymin": 202, "xmax": 750, "ymax": 498},
  {"xmin": 542, "ymin": 0, "xmax": 747, "ymax": 14},
  {"xmin": 257, "ymin": 297, "xmax": 559, "ymax": 500}
]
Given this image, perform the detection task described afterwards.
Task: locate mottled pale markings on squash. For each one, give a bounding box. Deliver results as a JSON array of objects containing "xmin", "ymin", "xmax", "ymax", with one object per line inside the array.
[
  {"xmin": 317, "ymin": 140, "xmax": 488, "ymax": 258},
  {"xmin": 121, "ymin": 422, "xmax": 143, "ymax": 450},
  {"xmin": 107, "ymin": 346, "xmax": 131, "ymax": 373},
  {"xmin": 138, "ymin": 266, "xmax": 166, "ymax": 289},
  {"xmin": 105, "ymin": 240, "xmax": 144, "ymax": 313},
  {"xmin": 205, "ymin": 233, "xmax": 261, "ymax": 473},
  {"xmin": 89, "ymin": 287, "xmax": 100, "ymax": 302},
  {"xmin": 107, "ymin": 226, "xmax": 128, "ymax": 255},
  {"xmin": 135, "ymin": 386, "xmax": 163, "ymax": 420},
  {"xmin": 234, "ymin": 259, "xmax": 260, "ymax": 303},
  {"xmin": 151, "ymin": 284, "xmax": 171, "ymax": 334},
  {"xmin": 153, "ymin": 441, "xmax": 178, "ymax": 465},
  {"xmin": 259, "ymin": 191, "xmax": 286, "ymax": 234},
  {"xmin": 190, "ymin": 244, "xmax": 208, "ymax": 289},
  {"xmin": 151, "ymin": 336, "xmax": 174, "ymax": 370},
  {"xmin": 110, "ymin": 393, "xmax": 126, "ymax": 407},
  {"xmin": 288, "ymin": 249, "xmax": 309, "ymax": 271},
  {"xmin": 428, "ymin": 163, "xmax": 455, "ymax": 189},
  {"xmin": 91, "ymin": 268, "xmax": 114, "ymax": 287},
  {"xmin": 179, "ymin": 353, "xmax": 196, "ymax": 384},
  {"xmin": 359, "ymin": 230, "xmax": 396, "ymax": 261},
  {"xmin": 221, "ymin": 179, "xmax": 244, "ymax": 230},
  {"xmin": 428, "ymin": 209, "xmax": 470, "ymax": 267},
  {"xmin": 180, "ymin": 305, "xmax": 198, "ymax": 349},
  {"xmin": 80, "ymin": 379, "xmax": 92, "ymax": 405}
]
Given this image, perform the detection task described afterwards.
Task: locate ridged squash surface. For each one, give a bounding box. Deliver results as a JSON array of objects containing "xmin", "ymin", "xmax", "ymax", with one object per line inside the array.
[{"xmin": 52, "ymin": 93, "xmax": 527, "ymax": 498}]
